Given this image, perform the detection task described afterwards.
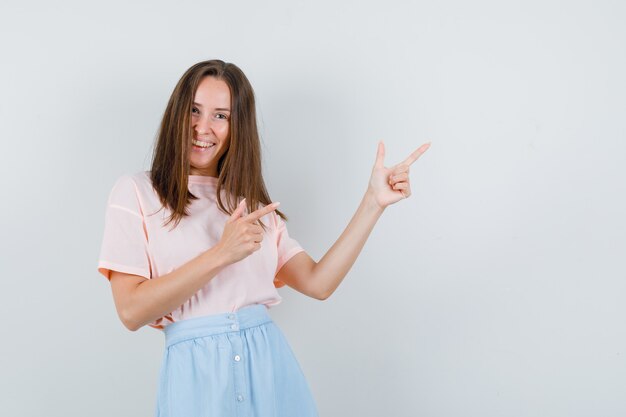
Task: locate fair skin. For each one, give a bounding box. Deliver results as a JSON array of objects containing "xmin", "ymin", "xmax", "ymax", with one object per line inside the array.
[
  {"xmin": 275, "ymin": 140, "xmax": 430, "ymax": 299},
  {"xmin": 189, "ymin": 76, "xmax": 231, "ymax": 177},
  {"xmin": 109, "ymin": 75, "xmax": 431, "ymax": 331}
]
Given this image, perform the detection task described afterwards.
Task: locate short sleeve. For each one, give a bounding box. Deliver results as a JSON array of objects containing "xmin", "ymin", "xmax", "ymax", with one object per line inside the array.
[
  {"xmin": 273, "ymin": 212, "xmax": 305, "ymax": 288},
  {"xmin": 97, "ymin": 175, "xmax": 152, "ymax": 281}
]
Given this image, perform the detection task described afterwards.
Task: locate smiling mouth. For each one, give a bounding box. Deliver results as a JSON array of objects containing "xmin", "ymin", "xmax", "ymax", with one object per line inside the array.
[{"xmin": 192, "ymin": 139, "xmax": 216, "ymax": 148}]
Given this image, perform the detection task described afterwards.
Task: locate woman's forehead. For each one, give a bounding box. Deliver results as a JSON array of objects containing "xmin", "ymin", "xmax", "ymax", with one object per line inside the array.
[{"xmin": 194, "ymin": 77, "xmax": 231, "ymax": 109}]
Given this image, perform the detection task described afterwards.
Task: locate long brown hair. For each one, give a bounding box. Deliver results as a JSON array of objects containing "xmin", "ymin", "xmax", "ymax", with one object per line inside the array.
[{"xmin": 149, "ymin": 59, "xmax": 287, "ymax": 231}]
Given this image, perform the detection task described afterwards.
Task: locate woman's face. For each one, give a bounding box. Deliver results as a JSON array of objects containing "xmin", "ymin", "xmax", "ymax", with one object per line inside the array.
[{"xmin": 189, "ymin": 76, "xmax": 231, "ymax": 176}]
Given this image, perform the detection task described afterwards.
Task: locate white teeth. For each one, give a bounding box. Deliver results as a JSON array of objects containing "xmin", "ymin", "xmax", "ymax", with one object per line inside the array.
[{"xmin": 192, "ymin": 139, "xmax": 215, "ymax": 148}]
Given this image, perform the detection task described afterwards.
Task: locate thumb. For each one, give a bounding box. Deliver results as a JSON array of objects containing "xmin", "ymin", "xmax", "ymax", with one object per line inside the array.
[
  {"xmin": 228, "ymin": 198, "xmax": 247, "ymax": 222},
  {"xmin": 374, "ymin": 140, "xmax": 385, "ymax": 168}
]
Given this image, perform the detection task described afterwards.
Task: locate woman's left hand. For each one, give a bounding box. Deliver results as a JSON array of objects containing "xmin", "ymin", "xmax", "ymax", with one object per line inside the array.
[{"xmin": 367, "ymin": 140, "xmax": 431, "ymax": 210}]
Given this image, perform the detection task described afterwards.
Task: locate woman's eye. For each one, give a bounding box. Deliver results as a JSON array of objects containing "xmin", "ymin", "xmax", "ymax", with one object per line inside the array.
[
  {"xmin": 216, "ymin": 113, "xmax": 228, "ymax": 120},
  {"xmin": 192, "ymin": 107, "xmax": 199, "ymax": 114}
]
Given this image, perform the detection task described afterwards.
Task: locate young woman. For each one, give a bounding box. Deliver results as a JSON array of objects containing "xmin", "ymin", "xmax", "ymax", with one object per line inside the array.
[{"xmin": 97, "ymin": 59, "xmax": 430, "ymax": 417}]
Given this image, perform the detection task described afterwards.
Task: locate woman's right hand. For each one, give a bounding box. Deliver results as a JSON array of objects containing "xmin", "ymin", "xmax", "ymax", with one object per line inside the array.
[{"xmin": 215, "ymin": 198, "xmax": 281, "ymax": 265}]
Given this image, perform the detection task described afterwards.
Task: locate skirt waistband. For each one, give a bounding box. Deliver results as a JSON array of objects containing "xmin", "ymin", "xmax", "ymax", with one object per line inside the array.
[{"xmin": 164, "ymin": 304, "xmax": 272, "ymax": 348}]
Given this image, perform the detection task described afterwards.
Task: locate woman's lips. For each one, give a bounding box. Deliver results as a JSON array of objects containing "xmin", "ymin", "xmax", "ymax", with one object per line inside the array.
[{"xmin": 192, "ymin": 139, "xmax": 216, "ymax": 151}]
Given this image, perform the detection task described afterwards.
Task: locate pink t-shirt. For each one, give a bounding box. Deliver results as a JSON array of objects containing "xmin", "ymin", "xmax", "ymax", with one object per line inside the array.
[{"xmin": 97, "ymin": 171, "xmax": 305, "ymax": 330}]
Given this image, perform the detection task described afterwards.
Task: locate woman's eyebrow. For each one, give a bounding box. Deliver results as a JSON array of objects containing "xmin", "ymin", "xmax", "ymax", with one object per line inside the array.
[{"xmin": 193, "ymin": 102, "xmax": 230, "ymax": 111}]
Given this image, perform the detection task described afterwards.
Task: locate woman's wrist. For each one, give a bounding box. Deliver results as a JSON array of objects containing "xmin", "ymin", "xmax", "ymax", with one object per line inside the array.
[
  {"xmin": 364, "ymin": 187, "xmax": 387, "ymax": 214},
  {"xmin": 203, "ymin": 244, "xmax": 231, "ymax": 270}
]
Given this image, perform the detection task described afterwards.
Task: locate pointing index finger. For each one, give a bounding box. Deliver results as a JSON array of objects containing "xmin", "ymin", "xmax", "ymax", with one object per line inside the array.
[
  {"xmin": 243, "ymin": 201, "xmax": 281, "ymax": 223},
  {"xmin": 402, "ymin": 142, "xmax": 431, "ymax": 166}
]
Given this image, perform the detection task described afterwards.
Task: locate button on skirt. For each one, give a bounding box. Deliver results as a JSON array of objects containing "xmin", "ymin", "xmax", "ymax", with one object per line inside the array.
[{"xmin": 154, "ymin": 304, "xmax": 319, "ymax": 417}]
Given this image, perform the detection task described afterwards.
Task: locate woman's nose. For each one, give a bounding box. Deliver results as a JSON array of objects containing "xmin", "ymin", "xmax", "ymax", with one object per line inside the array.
[{"xmin": 194, "ymin": 116, "xmax": 213, "ymax": 134}]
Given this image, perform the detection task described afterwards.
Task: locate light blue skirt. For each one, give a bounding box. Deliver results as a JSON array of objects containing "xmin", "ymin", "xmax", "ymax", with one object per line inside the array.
[{"xmin": 155, "ymin": 304, "xmax": 318, "ymax": 417}]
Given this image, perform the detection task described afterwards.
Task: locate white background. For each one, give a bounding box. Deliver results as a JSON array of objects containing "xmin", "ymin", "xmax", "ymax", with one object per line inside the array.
[{"xmin": 1, "ymin": 0, "xmax": 625, "ymax": 416}]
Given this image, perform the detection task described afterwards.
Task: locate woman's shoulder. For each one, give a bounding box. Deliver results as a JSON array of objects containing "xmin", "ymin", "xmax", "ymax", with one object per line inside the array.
[
  {"xmin": 106, "ymin": 171, "xmax": 156, "ymax": 204},
  {"xmin": 129, "ymin": 170, "xmax": 151, "ymax": 185},
  {"xmin": 121, "ymin": 170, "xmax": 156, "ymax": 193},
  {"xmin": 109, "ymin": 170, "xmax": 149, "ymax": 187}
]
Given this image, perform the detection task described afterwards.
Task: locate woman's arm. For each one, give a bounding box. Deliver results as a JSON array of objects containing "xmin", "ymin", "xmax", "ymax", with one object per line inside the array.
[
  {"xmin": 110, "ymin": 247, "xmax": 228, "ymax": 331},
  {"xmin": 276, "ymin": 141, "xmax": 430, "ymax": 300},
  {"xmin": 110, "ymin": 200, "xmax": 280, "ymax": 331},
  {"xmin": 276, "ymin": 190, "xmax": 383, "ymax": 300}
]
